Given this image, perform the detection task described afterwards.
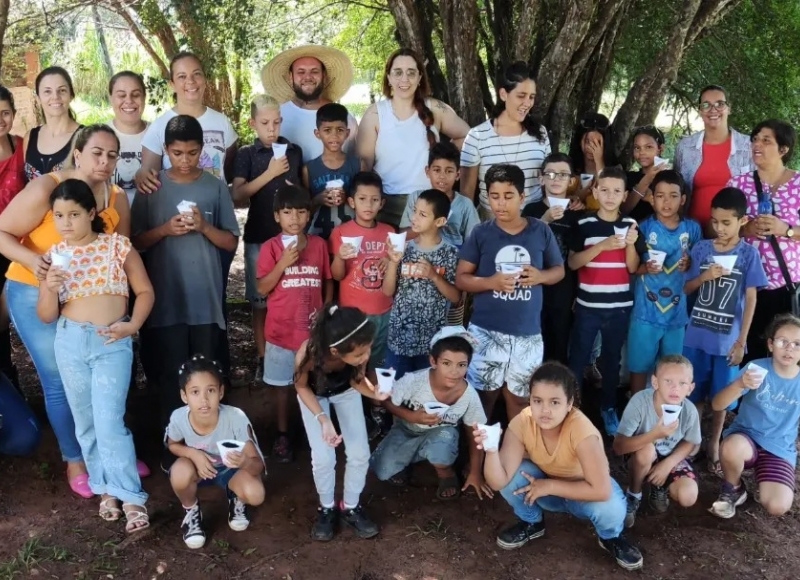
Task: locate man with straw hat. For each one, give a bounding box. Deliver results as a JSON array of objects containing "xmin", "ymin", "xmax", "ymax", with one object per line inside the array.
[{"xmin": 262, "ymin": 45, "xmax": 358, "ymax": 163}]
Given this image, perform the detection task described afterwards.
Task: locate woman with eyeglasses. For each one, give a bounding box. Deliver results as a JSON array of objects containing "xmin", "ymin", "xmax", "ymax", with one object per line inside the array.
[
  {"xmin": 358, "ymin": 48, "xmax": 469, "ymax": 228},
  {"xmin": 460, "ymin": 61, "xmax": 551, "ymax": 220},
  {"xmin": 568, "ymin": 113, "xmax": 620, "ymax": 211},
  {"xmin": 728, "ymin": 119, "xmax": 799, "ymax": 363},
  {"xmin": 674, "ymin": 85, "xmax": 753, "ymax": 235}
]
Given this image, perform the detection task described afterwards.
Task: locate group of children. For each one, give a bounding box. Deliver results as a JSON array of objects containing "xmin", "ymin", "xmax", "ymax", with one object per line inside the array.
[{"xmin": 33, "ymin": 93, "xmax": 800, "ymax": 572}]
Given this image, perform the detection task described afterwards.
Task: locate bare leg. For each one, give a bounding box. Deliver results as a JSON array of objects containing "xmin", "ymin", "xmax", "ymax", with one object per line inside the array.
[
  {"xmin": 502, "ymin": 387, "xmax": 528, "ymax": 422},
  {"xmin": 478, "ymin": 389, "xmax": 501, "ymax": 423},
  {"xmin": 253, "ymin": 308, "xmax": 266, "ymax": 360},
  {"xmin": 629, "ymin": 372, "xmax": 648, "ymax": 395},
  {"xmin": 169, "ymin": 458, "xmax": 200, "ymax": 507},
  {"xmin": 628, "ymin": 445, "xmax": 657, "ymax": 494}
]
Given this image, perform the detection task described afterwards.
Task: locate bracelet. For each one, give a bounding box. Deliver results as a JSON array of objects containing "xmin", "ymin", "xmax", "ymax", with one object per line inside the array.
[
  {"xmin": 314, "ymin": 411, "xmax": 326, "ymax": 420},
  {"xmin": 734, "ymin": 339, "xmax": 745, "ymax": 348},
  {"xmin": 633, "ymin": 187, "xmax": 645, "ymax": 198}
]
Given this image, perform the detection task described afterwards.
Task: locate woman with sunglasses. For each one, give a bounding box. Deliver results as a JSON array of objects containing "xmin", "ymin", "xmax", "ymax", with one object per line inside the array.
[
  {"xmin": 729, "ymin": 119, "xmax": 799, "ymax": 363},
  {"xmin": 674, "ymin": 85, "xmax": 753, "ymax": 236},
  {"xmin": 568, "ymin": 113, "xmax": 619, "ymax": 211}
]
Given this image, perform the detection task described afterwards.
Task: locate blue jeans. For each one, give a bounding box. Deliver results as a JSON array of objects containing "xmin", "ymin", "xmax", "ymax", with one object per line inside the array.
[
  {"xmin": 54, "ymin": 318, "xmax": 146, "ymax": 505},
  {"xmin": 568, "ymin": 305, "xmax": 630, "ymax": 409},
  {"xmin": 500, "ymin": 459, "xmax": 625, "ymax": 540},
  {"xmin": 6, "ymin": 280, "xmax": 81, "ymax": 462},
  {"xmin": 0, "ymin": 372, "xmax": 40, "ymax": 456},
  {"xmin": 385, "ymin": 351, "xmax": 429, "ymax": 380}
]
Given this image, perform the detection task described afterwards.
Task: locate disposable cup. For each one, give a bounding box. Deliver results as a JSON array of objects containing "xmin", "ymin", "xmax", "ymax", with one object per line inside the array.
[
  {"xmin": 341, "ymin": 236, "xmax": 363, "ymax": 254},
  {"xmin": 648, "ymin": 250, "xmax": 667, "ymax": 269},
  {"xmin": 500, "ymin": 263, "xmax": 523, "ymax": 277},
  {"xmin": 176, "ymin": 200, "xmax": 196, "ymax": 214},
  {"xmin": 423, "ymin": 401, "xmax": 450, "ymax": 417},
  {"xmin": 548, "ymin": 197, "xmax": 570, "ymax": 210},
  {"xmin": 661, "ymin": 404, "xmax": 682, "ymax": 426},
  {"xmin": 580, "ymin": 174, "xmax": 594, "ymax": 189},
  {"xmin": 326, "ymin": 179, "xmax": 344, "ymax": 189},
  {"xmin": 216, "ymin": 440, "xmax": 245, "ymax": 465},
  {"xmin": 281, "ymin": 234, "xmax": 298, "ymax": 248},
  {"xmin": 746, "ymin": 362, "xmax": 768, "ymax": 386},
  {"xmin": 614, "ymin": 226, "xmax": 629, "ymax": 238},
  {"xmin": 713, "ymin": 255, "xmax": 737, "ymax": 272},
  {"xmin": 272, "ymin": 143, "xmax": 287, "ymax": 158},
  {"xmin": 388, "ymin": 232, "xmax": 407, "ymax": 252},
  {"xmin": 375, "ymin": 368, "xmax": 396, "ymax": 395},
  {"xmin": 654, "ymin": 156, "xmax": 670, "ymax": 167},
  {"xmin": 478, "ymin": 423, "xmax": 502, "ymax": 452},
  {"xmin": 50, "ymin": 250, "xmax": 73, "ymax": 270}
]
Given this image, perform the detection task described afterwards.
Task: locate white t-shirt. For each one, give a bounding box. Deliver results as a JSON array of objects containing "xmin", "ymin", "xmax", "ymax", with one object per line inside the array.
[
  {"xmin": 279, "ymin": 101, "xmax": 359, "ymax": 163},
  {"xmin": 460, "ymin": 119, "xmax": 551, "ymax": 211},
  {"xmin": 141, "ymin": 107, "xmax": 238, "ymax": 183},
  {"xmin": 111, "ymin": 120, "xmax": 148, "ymax": 206}
]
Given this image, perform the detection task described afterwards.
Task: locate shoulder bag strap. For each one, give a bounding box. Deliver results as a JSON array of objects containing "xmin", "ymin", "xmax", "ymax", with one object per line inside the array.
[{"xmin": 753, "ymin": 170, "xmax": 796, "ymax": 291}]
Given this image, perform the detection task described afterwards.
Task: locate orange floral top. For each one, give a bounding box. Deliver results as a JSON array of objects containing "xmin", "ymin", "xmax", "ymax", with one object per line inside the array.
[{"xmin": 50, "ymin": 233, "xmax": 131, "ymax": 304}]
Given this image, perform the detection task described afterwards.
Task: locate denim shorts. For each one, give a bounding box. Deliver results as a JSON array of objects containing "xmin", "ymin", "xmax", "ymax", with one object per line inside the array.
[
  {"xmin": 371, "ymin": 424, "xmax": 459, "ymax": 480},
  {"xmin": 244, "ymin": 243, "xmax": 267, "ymax": 309},
  {"xmin": 627, "ymin": 320, "xmax": 685, "ymax": 374},
  {"xmin": 263, "ymin": 342, "xmax": 296, "ymax": 386}
]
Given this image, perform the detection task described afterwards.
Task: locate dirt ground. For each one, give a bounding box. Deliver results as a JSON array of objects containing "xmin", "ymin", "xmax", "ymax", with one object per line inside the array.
[{"xmin": 1, "ymin": 229, "xmax": 799, "ymax": 580}]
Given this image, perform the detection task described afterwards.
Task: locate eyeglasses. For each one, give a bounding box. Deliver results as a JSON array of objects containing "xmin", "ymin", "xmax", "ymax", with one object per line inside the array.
[
  {"xmin": 542, "ymin": 171, "xmax": 572, "ymax": 181},
  {"xmin": 580, "ymin": 116, "xmax": 610, "ymax": 130},
  {"xmin": 390, "ymin": 69, "xmax": 419, "ymax": 80},
  {"xmin": 699, "ymin": 100, "xmax": 728, "ymax": 111},
  {"xmin": 773, "ymin": 338, "xmax": 800, "ymax": 350}
]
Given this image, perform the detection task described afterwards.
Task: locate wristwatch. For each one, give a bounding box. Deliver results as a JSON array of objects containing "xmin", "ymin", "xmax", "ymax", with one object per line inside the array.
[{"xmin": 787, "ymin": 227, "xmax": 795, "ymax": 238}]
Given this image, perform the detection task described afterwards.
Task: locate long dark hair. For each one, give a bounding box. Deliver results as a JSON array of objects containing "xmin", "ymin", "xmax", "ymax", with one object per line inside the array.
[
  {"xmin": 382, "ymin": 48, "xmax": 436, "ymax": 148},
  {"xmin": 568, "ymin": 112, "xmax": 619, "ymax": 173},
  {"xmin": 490, "ymin": 61, "xmax": 546, "ymax": 142},
  {"xmin": 35, "ymin": 66, "xmax": 77, "ymax": 122},
  {"xmin": 0, "ymin": 85, "xmax": 16, "ymax": 113},
  {"xmin": 49, "ymin": 179, "xmax": 106, "ymax": 233},
  {"xmin": 297, "ymin": 305, "xmax": 375, "ymax": 394}
]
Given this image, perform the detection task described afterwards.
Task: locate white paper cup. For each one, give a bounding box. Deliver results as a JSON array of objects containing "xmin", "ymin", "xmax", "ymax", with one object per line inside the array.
[
  {"xmin": 713, "ymin": 255, "xmax": 737, "ymax": 272},
  {"xmin": 375, "ymin": 368, "xmax": 396, "ymax": 394},
  {"xmin": 272, "ymin": 143, "xmax": 287, "ymax": 158},
  {"xmin": 648, "ymin": 250, "xmax": 667, "ymax": 269},
  {"xmin": 50, "ymin": 250, "xmax": 73, "ymax": 270},
  {"xmin": 547, "ymin": 197, "xmax": 570, "ymax": 210},
  {"xmin": 176, "ymin": 200, "xmax": 197, "ymax": 214},
  {"xmin": 478, "ymin": 423, "xmax": 502, "ymax": 452},
  {"xmin": 614, "ymin": 226, "xmax": 629, "ymax": 239},
  {"xmin": 654, "ymin": 156, "xmax": 670, "ymax": 167},
  {"xmin": 281, "ymin": 234, "xmax": 298, "ymax": 248},
  {"xmin": 746, "ymin": 362, "xmax": 768, "ymax": 386},
  {"xmin": 661, "ymin": 404, "xmax": 682, "ymax": 426},
  {"xmin": 580, "ymin": 174, "xmax": 594, "ymax": 189},
  {"xmin": 216, "ymin": 439, "xmax": 245, "ymax": 465},
  {"xmin": 388, "ymin": 232, "xmax": 407, "ymax": 252},
  {"xmin": 500, "ymin": 263, "xmax": 523, "ymax": 277},
  {"xmin": 423, "ymin": 401, "xmax": 449, "ymax": 417},
  {"xmin": 341, "ymin": 236, "xmax": 363, "ymax": 254},
  {"xmin": 326, "ymin": 179, "xmax": 344, "ymax": 189}
]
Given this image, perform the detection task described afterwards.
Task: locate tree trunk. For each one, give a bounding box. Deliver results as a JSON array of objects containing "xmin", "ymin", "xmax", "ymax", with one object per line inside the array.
[
  {"xmin": 440, "ymin": 0, "xmax": 485, "ymax": 125},
  {"xmin": 0, "ymin": 0, "xmax": 9, "ymax": 74},
  {"xmin": 109, "ymin": 0, "xmax": 169, "ymax": 78},
  {"xmin": 132, "ymin": 0, "xmax": 179, "ymax": 70},
  {"xmin": 92, "ymin": 5, "xmax": 114, "ymax": 81}
]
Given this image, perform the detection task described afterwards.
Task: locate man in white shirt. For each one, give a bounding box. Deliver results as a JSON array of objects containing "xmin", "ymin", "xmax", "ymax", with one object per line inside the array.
[{"xmin": 261, "ymin": 45, "xmax": 359, "ymax": 163}]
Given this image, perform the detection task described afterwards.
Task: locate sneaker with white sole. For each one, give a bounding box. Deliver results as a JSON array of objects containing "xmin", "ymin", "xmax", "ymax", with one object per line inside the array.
[
  {"xmin": 181, "ymin": 503, "xmax": 206, "ymax": 549},
  {"xmin": 710, "ymin": 482, "xmax": 747, "ymax": 519},
  {"xmin": 228, "ymin": 495, "xmax": 250, "ymax": 531}
]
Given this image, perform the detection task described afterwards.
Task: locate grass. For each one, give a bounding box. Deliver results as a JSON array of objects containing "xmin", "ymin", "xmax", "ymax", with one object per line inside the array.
[
  {"xmin": 0, "ymin": 538, "xmax": 73, "ymax": 579},
  {"xmin": 405, "ymin": 516, "xmax": 450, "ymax": 541}
]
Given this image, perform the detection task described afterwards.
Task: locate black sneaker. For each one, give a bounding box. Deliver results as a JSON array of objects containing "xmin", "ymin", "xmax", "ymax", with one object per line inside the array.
[
  {"xmin": 624, "ymin": 494, "xmax": 641, "ymax": 528},
  {"xmin": 272, "ymin": 434, "xmax": 294, "ymax": 463},
  {"xmin": 228, "ymin": 494, "xmax": 250, "ymax": 531},
  {"xmin": 181, "ymin": 503, "xmax": 206, "ymax": 549},
  {"xmin": 649, "ymin": 485, "xmax": 669, "ymax": 514},
  {"xmin": 496, "ymin": 519, "xmax": 545, "ymax": 550},
  {"xmin": 370, "ymin": 406, "xmax": 392, "ymax": 437},
  {"xmin": 340, "ymin": 503, "xmax": 379, "ymax": 539},
  {"xmin": 598, "ymin": 535, "xmax": 644, "ymax": 570},
  {"xmin": 312, "ymin": 505, "xmax": 338, "ymax": 541}
]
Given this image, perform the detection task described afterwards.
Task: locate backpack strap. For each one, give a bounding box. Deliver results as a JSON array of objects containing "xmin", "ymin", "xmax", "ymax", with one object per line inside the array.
[{"xmin": 753, "ymin": 170, "xmax": 796, "ymax": 291}]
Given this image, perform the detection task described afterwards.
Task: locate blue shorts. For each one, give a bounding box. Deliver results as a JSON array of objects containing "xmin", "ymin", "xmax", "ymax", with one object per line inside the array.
[
  {"xmin": 371, "ymin": 424, "xmax": 459, "ymax": 480},
  {"xmin": 683, "ymin": 346, "xmax": 738, "ymax": 409},
  {"xmin": 170, "ymin": 464, "xmax": 238, "ymax": 490},
  {"xmin": 627, "ymin": 320, "xmax": 686, "ymax": 374}
]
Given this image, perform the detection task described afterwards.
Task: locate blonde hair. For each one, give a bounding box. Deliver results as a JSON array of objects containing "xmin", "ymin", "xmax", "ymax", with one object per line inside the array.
[{"xmin": 250, "ymin": 94, "xmax": 281, "ymax": 118}]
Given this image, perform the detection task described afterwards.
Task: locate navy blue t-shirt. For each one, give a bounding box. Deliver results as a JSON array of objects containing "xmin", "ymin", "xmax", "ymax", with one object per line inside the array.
[{"xmin": 459, "ymin": 218, "xmax": 563, "ymax": 336}]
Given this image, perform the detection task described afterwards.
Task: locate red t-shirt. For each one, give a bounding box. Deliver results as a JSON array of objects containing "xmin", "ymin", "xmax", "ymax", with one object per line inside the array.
[
  {"xmin": 0, "ymin": 136, "xmax": 25, "ymax": 214},
  {"xmin": 690, "ymin": 138, "xmax": 732, "ymax": 228},
  {"xmin": 329, "ymin": 221, "xmax": 394, "ymax": 315},
  {"xmin": 257, "ymin": 234, "xmax": 332, "ymax": 351}
]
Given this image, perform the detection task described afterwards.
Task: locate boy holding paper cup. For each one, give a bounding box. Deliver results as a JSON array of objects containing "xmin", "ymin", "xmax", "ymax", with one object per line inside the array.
[
  {"xmin": 370, "ymin": 327, "xmax": 490, "ymax": 500},
  {"xmin": 682, "ymin": 187, "xmax": 767, "ymax": 476},
  {"xmin": 302, "ymin": 103, "xmax": 358, "ymax": 240},
  {"xmin": 628, "ymin": 171, "xmax": 701, "ymax": 394},
  {"xmin": 613, "ymin": 355, "xmax": 701, "ymax": 527}
]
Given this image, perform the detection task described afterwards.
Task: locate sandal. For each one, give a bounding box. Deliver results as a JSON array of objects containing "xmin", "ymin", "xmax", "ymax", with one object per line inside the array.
[
  {"xmin": 388, "ymin": 468, "xmax": 410, "ymax": 487},
  {"xmin": 708, "ymin": 459, "xmax": 724, "ymax": 479},
  {"xmin": 436, "ymin": 475, "xmax": 460, "ymax": 500},
  {"xmin": 122, "ymin": 503, "xmax": 150, "ymax": 534},
  {"xmin": 99, "ymin": 496, "xmax": 123, "ymax": 521}
]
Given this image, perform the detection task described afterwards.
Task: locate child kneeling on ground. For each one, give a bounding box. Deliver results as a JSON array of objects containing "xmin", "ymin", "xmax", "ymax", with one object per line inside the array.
[
  {"xmin": 371, "ymin": 326, "xmax": 492, "ymax": 500},
  {"xmin": 167, "ymin": 356, "xmax": 265, "ymax": 549},
  {"xmin": 476, "ymin": 362, "xmax": 643, "ymax": 571},
  {"xmin": 613, "ymin": 355, "xmax": 701, "ymax": 528},
  {"xmin": 710, "ymin": 313, "xmax": 800, "ymax": 519}
]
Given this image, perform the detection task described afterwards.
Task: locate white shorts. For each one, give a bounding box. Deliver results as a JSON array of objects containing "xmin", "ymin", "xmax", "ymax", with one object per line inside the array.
[
  {"xmin": 466, "ymin": 324, "xmax": 543, "ymax": 398},
  {"xmin": 263, "ymin": 342, "xmax": 296, "ymax": 386}
]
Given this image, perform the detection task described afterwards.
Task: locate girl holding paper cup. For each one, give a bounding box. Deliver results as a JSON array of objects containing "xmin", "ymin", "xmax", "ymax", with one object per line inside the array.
[
  {"xmin": 709, "ymin": 314, "xmax": 800, "ymax": 519},
  {"xmin": 294, "ymin": 306, "xmax": 389, "ymax": 541},
  {"xmin": 475, "ymin": 362, "xmax": 643, "ymax": 571}
]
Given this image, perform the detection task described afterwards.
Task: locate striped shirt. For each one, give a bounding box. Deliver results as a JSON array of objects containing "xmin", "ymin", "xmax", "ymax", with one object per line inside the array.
[
  {"xmin": 460, "ymin": 120, "xmax": 551, "ymax": 213},
  {"xmin": 569, "ymin": 214, "xmax": 646, "ymax": 309}
]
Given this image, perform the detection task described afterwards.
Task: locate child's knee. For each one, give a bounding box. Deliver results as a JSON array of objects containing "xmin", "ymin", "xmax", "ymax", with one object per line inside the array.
[
  {"xmin": 670, "ymin": 479, "xmax": 698, "ymax": 507},
  {"xmin": 759, "ymin": 486, "xmax": 794, "ymax": 517},
  {"xmin": 720, "ymin": 434, "xmax": 752, "ymax": 461},
  {"xmin": 169, "ymin": 458, "xmax": 199, "ymax": 488},
  {"xmin": 631, "ymin": 444, "xmax": 657, "ymax": 467},
  {"xmin": 233, "ymin": 474, "xmax": 265, "ymax": 506}
]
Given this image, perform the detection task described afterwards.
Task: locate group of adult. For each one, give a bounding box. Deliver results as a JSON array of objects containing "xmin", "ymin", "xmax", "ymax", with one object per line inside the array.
[{"xmin": 0, "ymin": 44, "xmax": 797, "ymax": 496}]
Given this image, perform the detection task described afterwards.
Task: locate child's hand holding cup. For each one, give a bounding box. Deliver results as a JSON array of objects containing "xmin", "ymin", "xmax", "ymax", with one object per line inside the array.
[
  {"xmin": 326, "ymin": 179, "xmax": 345, "ymax": 206},
  {"xmin": 744, "ymin": 363, "xmax": 768, "ymax": 389},
  {"xmin": 339, "ymin": 236, "xmax": 362, "ymax": 260},
  {"xmin": 177, "ymin": 200, "xmax": 197, "ymax": 227}
]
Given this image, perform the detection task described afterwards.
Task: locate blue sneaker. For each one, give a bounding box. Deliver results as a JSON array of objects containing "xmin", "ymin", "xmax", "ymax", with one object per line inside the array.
[{"xmin": 601, "ymin": 408, "xmax": 619, "ymax": 436}]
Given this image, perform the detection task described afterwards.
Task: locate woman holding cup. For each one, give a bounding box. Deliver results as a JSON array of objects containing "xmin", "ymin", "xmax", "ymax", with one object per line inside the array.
[{"xmin": 0, "ymin": 125, "xmax": 130, "ymax": 498}]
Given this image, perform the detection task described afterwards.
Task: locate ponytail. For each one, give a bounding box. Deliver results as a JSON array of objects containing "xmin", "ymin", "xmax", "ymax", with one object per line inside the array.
[
  {"xmin": 413, "ymin": 93, "xmax": 437, "ymax": 148},
  {"xmin": 490, "ymin": 61, "xmax": 546, "ymax": 142}
]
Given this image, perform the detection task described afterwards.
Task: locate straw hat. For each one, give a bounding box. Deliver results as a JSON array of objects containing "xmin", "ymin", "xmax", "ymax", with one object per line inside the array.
[{"xmin": 261, "ymin": 45, "xmax": 354, "ymax": 104}]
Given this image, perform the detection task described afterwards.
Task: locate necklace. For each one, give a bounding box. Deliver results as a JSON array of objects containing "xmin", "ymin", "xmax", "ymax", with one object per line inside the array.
[{"xmin": 494, "ymin": 120, "xmax": 524, "ymax": 165}]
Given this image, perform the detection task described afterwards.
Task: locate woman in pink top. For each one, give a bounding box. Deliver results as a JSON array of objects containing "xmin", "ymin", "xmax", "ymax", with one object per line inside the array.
[
  {"xmin": 732, "ymin": 119, "xmax": 799, "ymax": 361},
  {"xmin": 38, "ymin": 178, "xmax": 154, "ymax": 533}
]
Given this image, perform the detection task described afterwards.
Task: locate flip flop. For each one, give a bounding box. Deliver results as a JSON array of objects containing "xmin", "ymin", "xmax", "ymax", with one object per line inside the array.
[
  {"xmin": 122, "ymin": 503, "xmax": 150, "ymax": 534},
  {"xmin": 68, "ymin": 473, "xmax": 94, "ymax": 499},
  {"xmin": 99, "ymin": 496, "xmax": 123, "ymax": 521},
  {"xmin": 136, "ymin": 460, "xmax": 151, "ymax": 478},
  {"xmin": 708, "ymin": 459, "xmax": 724, "ymax": 479},
  {"xmin": 436, "ymin": 475, "xmax": 460, "ymax": 500},
  {"xmin": 388, "ymin": 468, "xmax": 410, "ymax": 487}
]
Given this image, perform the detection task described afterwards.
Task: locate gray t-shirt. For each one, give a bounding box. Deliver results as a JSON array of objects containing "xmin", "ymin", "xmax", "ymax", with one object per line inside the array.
[
  {"xmin": 167, "ymin": 404, "xmax": 261, "ymax": 468},
  {"xmin": 391, "ymin": 368, "xmax": 487, "ymax": 434},
  {"xmin": 400, "ymin": 190, "xmax": 480, "ymax": 248},
  {"xmin": 131, "ymin": 170, "xmax": 240, "ymax": 329},
  {"xmin": 617, "ymin": 389, "xmax": 702, "ymax": 456}
]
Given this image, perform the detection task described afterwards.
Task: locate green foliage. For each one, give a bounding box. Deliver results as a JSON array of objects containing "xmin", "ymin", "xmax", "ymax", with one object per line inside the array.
[{"xmin": 71, "ymin": 27, "xmax": 110, "ymax": 106}]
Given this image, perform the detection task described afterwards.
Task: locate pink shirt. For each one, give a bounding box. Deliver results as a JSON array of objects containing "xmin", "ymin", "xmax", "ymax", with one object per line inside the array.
[
  {"xmin": 730, "ymin": 171, "xmax": 800, "ymax": 290},
  {"xmin": 257, "ymin": 235, "xmax": 331, "ymax": 351}
]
